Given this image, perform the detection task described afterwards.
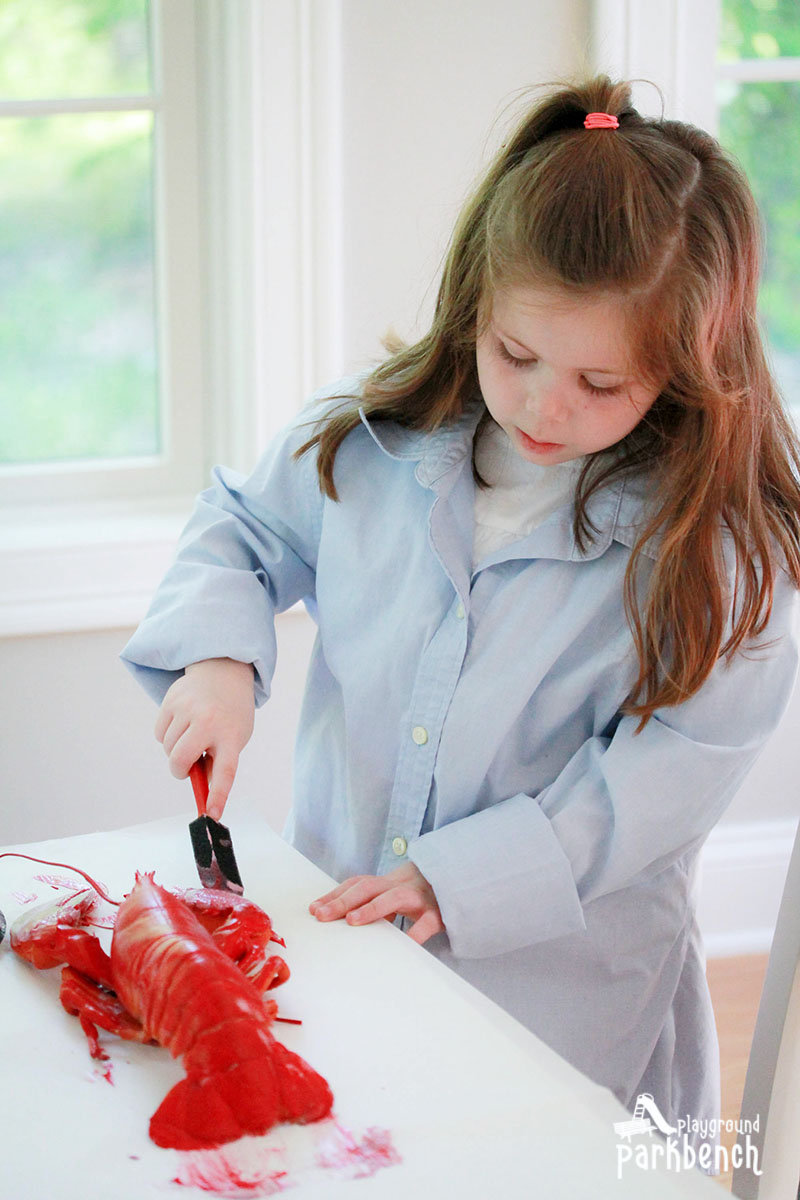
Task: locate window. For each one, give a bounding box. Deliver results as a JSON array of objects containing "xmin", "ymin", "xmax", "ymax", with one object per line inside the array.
[
  {"xmin": 0, "ymin": 0, "xmax": 205, "ymax": 511},
  {"xmin": 716, "ymin": 0, "xmax": 800, "ymax": 407},
  {"xmin": 0, "ymin": 0, "xmax": 157, "ymax": 468},
  {"xmin": 0, "ymin": 2, "xmax": 316, "ymax": 635}
]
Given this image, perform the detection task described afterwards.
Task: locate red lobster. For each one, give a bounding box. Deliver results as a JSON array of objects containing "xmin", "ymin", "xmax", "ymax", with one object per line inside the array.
[{"xmin": 5, "ymin": 856, "xmax": 333, "ymax": 1149}]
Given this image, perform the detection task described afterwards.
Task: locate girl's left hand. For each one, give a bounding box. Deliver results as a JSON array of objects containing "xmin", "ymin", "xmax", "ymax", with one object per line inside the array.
[{"xmin": 309, "ymin": 862, "xmax": 444, "ymax": 945}]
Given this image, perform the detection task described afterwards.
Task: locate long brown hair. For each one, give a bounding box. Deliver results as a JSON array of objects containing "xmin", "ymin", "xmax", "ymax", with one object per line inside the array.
[{"xmin": 296, "ymin": 75, "xmax": 800, "ymax": 725}]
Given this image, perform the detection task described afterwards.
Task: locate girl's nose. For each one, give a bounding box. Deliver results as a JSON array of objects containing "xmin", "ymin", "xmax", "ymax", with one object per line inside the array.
[{"xmin": 524, "ymin": 373, "xmax": 568, "ymax": 422}]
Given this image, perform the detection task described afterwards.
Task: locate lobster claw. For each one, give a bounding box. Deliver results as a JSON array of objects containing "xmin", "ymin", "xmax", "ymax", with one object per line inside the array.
[{"xmin": 12, "ymin": 892, "xmax": 93, "ymax": 959}]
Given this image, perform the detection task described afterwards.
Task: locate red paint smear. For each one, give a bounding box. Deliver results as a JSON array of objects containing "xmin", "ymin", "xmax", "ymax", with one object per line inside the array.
[
  {"xmin": 171, "ymin": 1151, "xmax": 288, "ymax": 1196},
  {"xmin": 34, "ymin": 872, "xmax": 83, "ymax": 891},
  {"xmin": 317, "ymin": 1123, "xmax": 401, "ymax": 1179},
  {"xmin": 0, "ymin": 853, "xmax": 117, "ymax": 904},
  {"xmin": 11, "ymin": 890, "xmax": 37, "ymax": 905},
  {"xmin": 87, "ymin": 1061, "xmax": 115, "ymax": 1085}
]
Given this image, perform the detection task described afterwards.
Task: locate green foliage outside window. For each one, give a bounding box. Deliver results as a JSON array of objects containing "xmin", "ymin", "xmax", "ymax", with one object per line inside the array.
[
  {"xmin": 0, "ymin": 0, "xmax": 157, "ymax": 466},
  {"xmin": 719, "ymin": 0, "xmax": 800, "ymax": 60},
  {"xmin": 0, "ymin": 0, "xmax": 149, "ymax": 99},
  {"xmin": 717, "ymin": 0, "xmax": 800, "ymax": 402}
]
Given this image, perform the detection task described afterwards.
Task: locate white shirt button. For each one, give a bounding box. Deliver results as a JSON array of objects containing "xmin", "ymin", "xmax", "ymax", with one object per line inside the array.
[
  {"xmin": 411, "ymin": 725, "xmax": 429, "ymax": 745},
  {"xmin": 392, "ymin": 836, "xmax": 408, "ymax": 856},
  {"xmin": 455, "ymin": 602, "xmax": 465, "ymax": 619}
]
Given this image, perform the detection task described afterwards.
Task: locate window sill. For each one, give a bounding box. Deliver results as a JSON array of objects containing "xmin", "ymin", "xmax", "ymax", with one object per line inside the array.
[{"xmin": 0, "ymin": 500, "xmax": 193, "ymax": 638}]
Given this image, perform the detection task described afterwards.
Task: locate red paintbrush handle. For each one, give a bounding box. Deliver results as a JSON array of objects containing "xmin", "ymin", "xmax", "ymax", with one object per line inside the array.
[{"xmin": 188, "ymin": 757, "xmax": 210, "ymax": 817}]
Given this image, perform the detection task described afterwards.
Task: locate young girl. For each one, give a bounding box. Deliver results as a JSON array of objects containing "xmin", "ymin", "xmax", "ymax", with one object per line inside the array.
[{"xmin": 122, "ymin": 76, "xmax": 800, "ymax": 1147}]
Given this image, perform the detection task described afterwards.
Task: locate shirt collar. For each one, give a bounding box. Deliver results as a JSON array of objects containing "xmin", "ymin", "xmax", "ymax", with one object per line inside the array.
[
  {"xmin": 358, "ymin": 404, "xmax": 657, "ymax": 563},
  {"xmin": 358, "ymin": 401, "xmax": 484, "ymax": 485}
]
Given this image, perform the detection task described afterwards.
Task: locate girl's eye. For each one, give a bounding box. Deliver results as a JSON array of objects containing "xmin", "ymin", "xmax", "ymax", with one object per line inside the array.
[
  {"xmin": 496, "ymin": 341, "xmax": 535, "ymax": 369},
  {"xmin": 581, "ymin": 378, "xmax": 623, "ymax": 397},
  {"xmin": 494, "ymin": 339, "xmax": 625, "ymax": 395}
]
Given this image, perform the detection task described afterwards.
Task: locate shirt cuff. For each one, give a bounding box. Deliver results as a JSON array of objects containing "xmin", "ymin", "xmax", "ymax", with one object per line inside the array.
[{"xmin": 408, "ymin": 793, "xmax": 586, "ymax": 959}]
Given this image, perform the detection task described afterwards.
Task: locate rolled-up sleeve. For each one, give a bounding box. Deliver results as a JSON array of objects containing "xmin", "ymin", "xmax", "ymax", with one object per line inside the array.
[
  {"xmin": 409, "ymin": 569, "xmax": 800, "ymax": 959},
  {"xmin": 121, "ymin": 413, "xmax": 324, "ymax": 706}
]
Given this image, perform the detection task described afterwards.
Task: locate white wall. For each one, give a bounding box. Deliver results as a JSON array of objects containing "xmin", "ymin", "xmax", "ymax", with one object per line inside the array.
[{"xmin": 323, "ymin": 0, "xmax": 594, "ymax": 376}]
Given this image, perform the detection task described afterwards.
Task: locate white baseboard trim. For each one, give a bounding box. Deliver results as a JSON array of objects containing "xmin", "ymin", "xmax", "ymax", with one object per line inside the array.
[{"xmin": 698, "ymin": 819, "xmax": 799, "ymax": 959}]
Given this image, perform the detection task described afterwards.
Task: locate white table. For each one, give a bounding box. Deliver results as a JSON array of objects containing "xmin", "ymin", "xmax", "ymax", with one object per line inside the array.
[{"xmin": 0, "ymin": 814, "xmax": 723, "ymax": 1199}]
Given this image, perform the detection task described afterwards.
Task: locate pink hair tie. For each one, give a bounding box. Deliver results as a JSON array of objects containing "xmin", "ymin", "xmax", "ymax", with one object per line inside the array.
[{"xmin": 584, "ymin": 112, "xmax": 619, "ymax": 130}]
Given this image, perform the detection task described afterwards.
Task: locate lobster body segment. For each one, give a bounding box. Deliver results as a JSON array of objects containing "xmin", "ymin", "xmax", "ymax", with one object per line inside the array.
[{"xmin": 9, "ymin": 870, "xmax": 333, "ymax": 1150}]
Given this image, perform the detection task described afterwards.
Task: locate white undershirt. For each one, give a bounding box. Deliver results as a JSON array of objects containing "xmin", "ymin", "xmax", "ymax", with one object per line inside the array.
[{"xmin": 472, "ymin": 421, "xmax": 584, "ymax": 567}]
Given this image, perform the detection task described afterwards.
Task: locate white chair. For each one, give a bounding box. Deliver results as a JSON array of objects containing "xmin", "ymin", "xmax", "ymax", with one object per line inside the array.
[{"xmin": 732, "ymin": 819, "xmax": 800, "ymax": 1200}]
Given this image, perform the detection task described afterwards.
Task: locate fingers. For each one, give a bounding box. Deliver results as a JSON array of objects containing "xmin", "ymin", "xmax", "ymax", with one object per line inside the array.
[
  {"xmin": 162, "ymin": 722, "xmax": 208, "ymax": 781},
  {"xmin": 153, "ymin": 702, "xmax": 173, "ymax": 746},
  {"xmin": 405, "ymin": 909, "xmax": 445, "ymax": 945},
  {"xmin": 153, "ymin": 662, "xmax": 255, "ymax": 818},
  {"xmin": 168, "ymin": 736, "xmax": 238, "ymax": 818},
  {"xmin": 154, "ymin": 681, "xmax": 195, "ymax": 773},
  {"xmin": 309, "ymin": 872, "xmax": 444, "ymax": 946},
  {"xmin": 309, "ymin": 876, "xmax": 381, "ymax": 920},
  {"xmin": 310, "ymin": 863, "xmax": 420, "ymax": 915},
  {"xmin": 154, "ymin": 703, "xmax": 191, "ymax": 766},
  {"xmin": 206, "ymin": 755, "xmax": 238, "ymax": 821},
  {"xmin": 343, "ymin": 885, "xmax": 416, "ymax": 926}
]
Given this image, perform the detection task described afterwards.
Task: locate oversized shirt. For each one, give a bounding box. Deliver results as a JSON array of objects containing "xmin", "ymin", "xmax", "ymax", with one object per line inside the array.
[{"xmin": 121, "ymin": 384, "xmax": 800, "ymax": 1137}]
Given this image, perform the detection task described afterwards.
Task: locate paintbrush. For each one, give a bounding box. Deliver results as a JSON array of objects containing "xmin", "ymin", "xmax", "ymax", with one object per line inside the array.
[{"xmin": 188, "ymin": 755, "xmax": 244, "ymax": 894}]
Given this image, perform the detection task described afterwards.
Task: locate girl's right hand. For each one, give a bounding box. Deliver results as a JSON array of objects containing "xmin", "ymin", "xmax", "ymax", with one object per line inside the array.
[{"xmin": 154, "ymin": 658, "xmax": 256, "ymax": 820}]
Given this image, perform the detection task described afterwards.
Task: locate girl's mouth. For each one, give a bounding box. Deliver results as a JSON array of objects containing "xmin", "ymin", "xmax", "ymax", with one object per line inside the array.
[{"xmin": 516, "ymin": 429, "xmax": 564, "ymax": 454}]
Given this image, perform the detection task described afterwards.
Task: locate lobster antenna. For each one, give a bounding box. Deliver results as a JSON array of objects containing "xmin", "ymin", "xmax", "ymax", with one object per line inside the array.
[{"xmin": 0, "ymin": 852, "xmax": 121, "ymax": 905}]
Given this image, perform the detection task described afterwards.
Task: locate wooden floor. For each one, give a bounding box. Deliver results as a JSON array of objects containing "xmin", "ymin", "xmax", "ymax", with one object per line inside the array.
[{"xmin": 706, "ymin": 954, "xmax": 769, "ymax": 1192}]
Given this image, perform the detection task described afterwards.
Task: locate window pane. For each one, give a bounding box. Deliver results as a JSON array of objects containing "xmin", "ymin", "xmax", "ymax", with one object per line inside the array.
[
  {"xmin": 0, "ymin": 0, "xmax": 150, "ymax": 100},
  {"xmin": 719, "ymin": 0, "xmax": 800, "ymax": 63},
  {"xmin": 0, "ymin": 112, "xmax": 159, "ymax": 465},
  {"xmin": 717, "ymin": 80, "xmax": 800, "ymax": 404}
]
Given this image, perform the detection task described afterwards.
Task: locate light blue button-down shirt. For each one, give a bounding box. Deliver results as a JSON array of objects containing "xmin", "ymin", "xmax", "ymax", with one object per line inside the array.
[{"xmin": 121, "ymin": 382, "xmax": 800, "ymax": 1137}]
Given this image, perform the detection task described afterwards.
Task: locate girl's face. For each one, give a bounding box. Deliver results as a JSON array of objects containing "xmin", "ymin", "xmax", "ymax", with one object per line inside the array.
[{"xmin": 475, "ymin": 286, "xmax": 662, "ymax": 465}]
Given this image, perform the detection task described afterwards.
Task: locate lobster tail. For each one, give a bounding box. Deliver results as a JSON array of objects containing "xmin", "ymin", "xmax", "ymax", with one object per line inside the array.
[{"xmin": 149, "ymin": 1028, "xmax": 333, "ymax": 1150}]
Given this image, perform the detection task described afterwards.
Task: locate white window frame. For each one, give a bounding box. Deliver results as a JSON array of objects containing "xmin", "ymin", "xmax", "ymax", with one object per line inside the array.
[
  {"xmin": 590, "ymin": 0, "xmax": 721, "ymax": 132},
  {"xmin": 0, "ymin": 0, "xmax": 342, "ymax": 636},
  {"xmin": 198, "ymin": 0, "xmax": 345, "ymax": 468}
]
